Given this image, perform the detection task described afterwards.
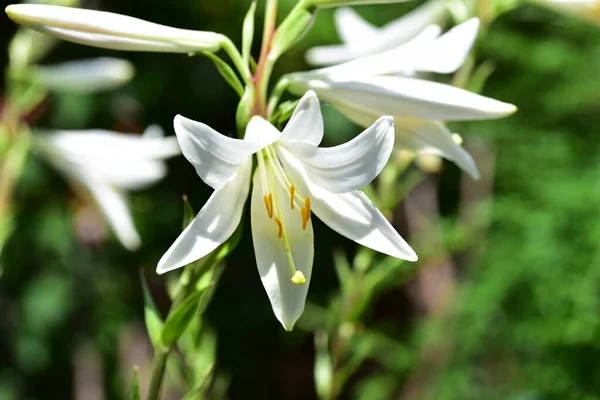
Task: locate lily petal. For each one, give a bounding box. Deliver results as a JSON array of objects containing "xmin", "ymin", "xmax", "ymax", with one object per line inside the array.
[
  {"xmin": 157, "ymin": 159, "xmax": 252, "ymax": 274},
  {"xmin": 277, "ymin": 147, "xmax": 417, "ymax": 261},
  {"xmin": 85, "ymin": 179, "xmax": 141, "ymax": 250},
  {"xmin": 174, "ymin": 115, "xmax": 261, "ymax": 190},
  {"xmin": 283, "ymin": 116, "xmax": 394, "ymax": 193},
  {"xmin": 250, "ymin": 168, "xmax": 314, "ymax": 331},
  {"xmin": 334, "ymin": 7, "xmax": 380, "ymax": 46},
  {"xmin": 290, "ymin": 75, "xmax": 517, "ymax": 121},
  {"xmin": 410, "ymin": 18, "xmax": 479, "ymax": 74},
  {"xmin": 395, "ymin": 118, "xmax": 480, "ymax": 179},
  {"xmin": 278, "ymin": 91, "xmax": 324, "ymax": 146},
  {"xmin": 5, "ymin": 4, "xmax": 222, "ymax": 53}
]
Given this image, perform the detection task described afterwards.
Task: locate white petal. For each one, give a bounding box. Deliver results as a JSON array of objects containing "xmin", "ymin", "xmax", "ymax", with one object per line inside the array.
[
  {"xmin": 395, "ymin": 118, "xmax": 480, "ymax": 179},
  {"xmin": 250, "ymin": 167, "xmax": 314, "ymax": 331},
  {"xmin": 410, "ymin": 18, "xmax": 479, "ymax": 74},
  {"xmin": 379, "ymin": 0, "xmax": 448, "ymax": 42},
  {"xmin": 291, "ymin": 75, "xmax": 517, "ymax": 121},
  {"xmin": 305, "ymin": 44, "xmax": 361, "ymax": 67},
  {"xmin": 5, "ymin": 4, "xmax": 222, "ymax": 53},
  {"xmin": 37, "ymin": 129, "xmax": 181, "ymax": 160},
  {"xmin": 334, "ymin": 7, "xmax": 380, "ymax": 46},
  {"xmin": 174, "ymin": 115, "xmax": 260, "ymax": 190},
  {"xmin": 157, "ymin": 160, "xmax": 252, "ymax": 274},
  {"xmin": 277, "ymin": 148, "xmax": 416, "ymax": 261},
  {"xmin": 243, "ymin": 116, "xmax": 282, "ymax": 148},
  {"xmin": 311, "ymin": 189, "xmax": 417, "ymax": 261},
  {"xmin": 35, "ymin": 57, "xmax": 134, "ymax": 93},
  {"xmin": 85, "ymin": 180, "xmax": 141, "ymax": 250},
  {"xmin": 281, "ymin": 116, "xmax": 394, "ymax": 193},
  {"xmin": 278, "ymin": 91, "xmax": 324, "ymax": 146}
]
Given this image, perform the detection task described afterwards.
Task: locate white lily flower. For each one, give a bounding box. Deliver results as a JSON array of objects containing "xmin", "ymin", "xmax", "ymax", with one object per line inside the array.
[
  {"xmin": 306, "ymin": 1, "xmax": 448, "ymax": 66},
  {"xmin": 35, "ymin": 125, "xmax": 181, "ymax": 250},
  {"xmin": 292, "ymin": 18, "xmax": 517, "ymax": 179},
  {"xmin": 157, "ymin": 91, "xmax": 417, "ymax": 330},
  {"xmin": 5, "ymin": 4, "xmax": 222, "ymax": 53},
  {"xmin": 534, "ymin": 0, "xmax": 600, "ymax": 25},
  {"xmin": 34, "ymin": 58, "xmax": 134, "ymax": 93}
]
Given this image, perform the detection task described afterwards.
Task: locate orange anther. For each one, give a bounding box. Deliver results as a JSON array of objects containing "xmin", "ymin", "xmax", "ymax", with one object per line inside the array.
[
  {"xmin": 263, "ymin": 193, "xmax": 273, "ymax": 219},
  {"xmin": 289, "ymin": 185, "xmax": 295, "ymax": 210},
  {"xmin": 274, "ymin": 216, "xmax": 283, "ymax": 238}
]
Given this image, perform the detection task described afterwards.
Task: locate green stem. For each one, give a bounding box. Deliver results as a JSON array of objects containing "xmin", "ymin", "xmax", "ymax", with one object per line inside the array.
[
  {"xmin": 219, "ymin": 35, "xmax": 251, "ymax": 84},
  {"xmin": 147, "ymin": 350, "xmax": 169, "ymax": 400},
  {"xmin": 266, "ymin": 74, "xmax": 290, "ymax": 117}
]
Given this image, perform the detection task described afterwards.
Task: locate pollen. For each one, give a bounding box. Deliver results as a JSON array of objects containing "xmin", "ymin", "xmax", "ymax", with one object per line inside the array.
[
  {"xmin": 263, "ymin": 193, "xmax": 273, "ymax": 219},
  {"xmin": 289, "ymin": 185, "xmax": 295, "ymax": 210},
  {"xmin": 300, "ymin": 197, "xmax": 311, "ymax": 230},
  {"xmin": 291, "ymin": 271, "xmax": 306, "ymax": 285},
  {"xmin": 274, "ymin": 216, "xmax": 283, "ymax": 238}
]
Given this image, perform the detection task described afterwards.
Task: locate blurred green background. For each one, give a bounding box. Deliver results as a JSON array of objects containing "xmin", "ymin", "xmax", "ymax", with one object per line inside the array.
[{"xmin": 1, "ymin": 0, "xmax": 600, "ymax": 399}]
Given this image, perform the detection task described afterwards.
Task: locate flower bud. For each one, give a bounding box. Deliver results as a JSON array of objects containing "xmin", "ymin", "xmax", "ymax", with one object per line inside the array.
[{"xmin": 5, "ymin": 4, "xmax": 223, "ymax": 53}]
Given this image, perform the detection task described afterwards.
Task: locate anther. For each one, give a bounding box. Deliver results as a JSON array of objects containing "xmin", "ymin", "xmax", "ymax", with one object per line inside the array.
[
  {"xmin": 274, "ymin": 216, "xmax": 283, "ymax": 238},
  {"xmin": 305, "ymin": 197, "xmax": 311, "ymax": 220},
  {"xmin": 289, "ymin": 185, "xmax": 295, "ymax": 210},
  {"xmin": 291, "ymin": 271, "xmax": 306, "ymax": 285},
  {"xmin": 263, "ymin": 193, "xmax": 273, "ymax": 219}
]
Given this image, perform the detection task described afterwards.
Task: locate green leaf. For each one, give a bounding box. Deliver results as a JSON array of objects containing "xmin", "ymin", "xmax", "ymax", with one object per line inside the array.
[
  {"xmin": 271, "ymin": 7, "xmax": 314, "ymax": 58},
  {"xmin": 200, "ymin": 51, "xmax": 244, "ymax": 97},
  {"xmin": 127, "ymin": 366, "xmax": 141, "ymax": 400},
  {"xmin": 241, "ymin": 1, "xmax": 256, "ymax": 65},
  {"xmin": 162, "ymin": 283, "xmax": 211, "ymax": 347},
  {"xmin": 140, "ymin": 272, "xmax": 165, "ymax": 350},
  {"xmin": 333, "ymin": 250, "xmax": 352, "ymax": 295}
]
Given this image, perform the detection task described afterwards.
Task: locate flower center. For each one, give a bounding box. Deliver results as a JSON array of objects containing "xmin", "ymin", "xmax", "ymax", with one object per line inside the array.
[{"xmin": 257, "ymin": 145, "xmax": 312, "ymax": 285}]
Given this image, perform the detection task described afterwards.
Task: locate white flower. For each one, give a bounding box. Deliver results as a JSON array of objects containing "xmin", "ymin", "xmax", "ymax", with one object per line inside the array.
[
  {"xmin": 34, "ymin": 58, "xmax": 135, "ymax": 93},
  {"xmin": 5, "ymin": 4, "xmax": 222, "ymax": 53},
  {"xmin": 291, "ymin": 18, "xmax": 517, "ymax": 179},
  {"xmin": 534, "ymin": 0, "xmax": 600, "ymax": 25},
  {"xmin": 306, "ymin": 1, "xmax": 448, "ymax": 66},
  {"xmin": 35, "ymin": 126, "xmax": 181, "ymax": 250},
  {"xmin": 157, "ymin": 91, "xmax": 417, "ymax": 330}
]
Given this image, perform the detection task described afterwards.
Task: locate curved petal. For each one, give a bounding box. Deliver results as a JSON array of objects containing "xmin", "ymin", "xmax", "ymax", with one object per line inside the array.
[
  {"xmin": 156, "ymin": 159, "xmax": 252, "ymax": 274},
  {"xmin": 380, "ymin": 0, "xmax": 447, "ymax": 41},
  {"xmin": 250, "ymin": 167, "xmax": 314, "ymax": 331},
  {"xmin": 395, "ymin": 118, "xmax": 480, "ymax": 179},
  {"xmin": 411, "ymin": 18, "xmax": 479, "ymax": 74},
  {"xmin": 281, "ymin": 116, "xmax": 394, "ymax": 193},
  {"xmin": 291, "ymin": 75, "xmax": 517, "ymax": 121},
  {"xmin": 174, "ymin": 115, "xmax": 260, "ymax": 190},
  {"xmin": 278, "ymin": 91, "xmax": 324, "ymax": 146},
  {"xmin": 334, "ymin": 7, "xmax": 380, "ymax": 45},
  {"xmin": 5, "ymin": 4, "xmax": 222, "ymax": 53},
  {"xmin": 243, "ymin": 116, "xmax": 282, "ymax": 148},
  {"xmin": 277, "ymin": 148, "xmax": 416, "ymax": 261},
  {"xmin": 85, "ymin": 180, "xmax": 141, "ymax": 250}
]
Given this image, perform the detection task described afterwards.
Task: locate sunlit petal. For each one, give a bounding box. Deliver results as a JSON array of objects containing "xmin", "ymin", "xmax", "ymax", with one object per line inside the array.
[
  {"xmin": 157, "ymin": 160, "xmax": 252, "ymax": 274},
  {"xmin": 278, "ymin": 91, "xmax": 324, "ymax": 146},
  {"xmin": 250, "ymin": 167, "xmax": 314, "ymax": 331},
  {"xmin": 174, "ymin": 114, "xmax": 261, "ymax": 190}
]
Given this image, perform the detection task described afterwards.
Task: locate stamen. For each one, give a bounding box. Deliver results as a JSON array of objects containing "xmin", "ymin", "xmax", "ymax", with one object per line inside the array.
[
  {"xmin": 274, "ymin": 216, "xmax": 283, "ymax": 238},
  {"xmin": 263, "ymin": 193, "xmax": 273, "ymax": 219},
  {"xmin": 289, "ymin": 185, "xmax": 295, "ymax": 210},
  {"xmin": 305, "ymin": 197, "xmax": 311, "ymax": 220},
  {"xmin": 291, "ymin": 271, "xmax": 307, "ymax": 285},
  {"xmin": 300, "ymin": 197, "xmax": 311, "ymax": 230}
]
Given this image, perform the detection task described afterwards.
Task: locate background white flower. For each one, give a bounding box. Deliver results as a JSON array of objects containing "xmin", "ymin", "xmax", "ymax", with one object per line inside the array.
[
  {"xmin": 305, "ymin": 0, "xmax": 448, "ymax": 66},
  {"xmin": 34, "ymin": 126, "xmax": 181, "ymax": 250},
  {"xmin": 292, "ymin": 18, "xmax": 517, "ymax": 179}
]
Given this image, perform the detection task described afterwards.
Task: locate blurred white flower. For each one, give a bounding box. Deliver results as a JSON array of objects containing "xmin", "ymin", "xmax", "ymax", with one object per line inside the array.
[
  {"xmin": 534, "ymin": 0, "xmax": 600, "ymax": 25},
  {"xmin": 5, "ymin": 4, "xmax": 222, "ymax": 53},
  {"xmin": 157, "ymin": 91, "xmax": 416, "ymax": 330},
  {"xmin": 306, "ymin": 1, "xmax": 447, "ymax": 66},
  {"xmin": 35, "ymin": 126, "xmax": 181, "ymax": 250},
  {"xmin": 34, "ymin": 58, "xmax": 135, "ymax": 93},
  {"xmin": 292, "ymin": 18, "xmax": 517, "ymax": 179}
]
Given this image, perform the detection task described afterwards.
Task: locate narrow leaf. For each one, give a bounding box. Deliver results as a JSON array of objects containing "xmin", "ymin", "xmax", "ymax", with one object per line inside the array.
[
  {"xmin": 182, "ymin": 195, "xmax": 195, "ymax": 229},
  {"xmin": 162, "ymin": 283, "xmax": 211, "ymax": 347},
  {"xmin": 127, "ymin": 366, "xmax": 141, "ymax": 400},
  {"xmin": 241, "ymin": 1, "xmax": 256, "ymax": 65},
  {"xmin": 140, "ymin": 272, "xmax": 165, "ymax": 350},
  {"xmin": 200, "ymin": 51, "xmax": 244, "ymax": 97}
]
